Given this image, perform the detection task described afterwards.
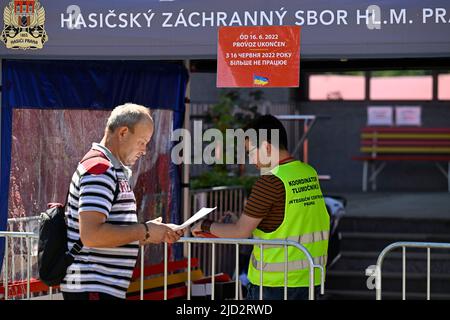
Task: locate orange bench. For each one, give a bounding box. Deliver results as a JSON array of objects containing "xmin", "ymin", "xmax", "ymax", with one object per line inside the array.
[
  {"xmin": 126, "ymin": 258, "xmax": 204, "ymax": 300},
  {"xmin": 352, "ymin": 127, "xmax": 450, "ymax": 192},
  {"xmin": 0, "ymin": 278, "xmax": 54, "ymax": 299},
  {"xmin": 0, "ymin": 259, "xmax": 201, "ymax": 300}
]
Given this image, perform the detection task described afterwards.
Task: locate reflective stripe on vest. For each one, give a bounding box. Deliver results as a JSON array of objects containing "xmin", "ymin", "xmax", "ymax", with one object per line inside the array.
[
  {"xmin": 253, "ymin": 230, "xmax": 329, "ymax": 248},
  {"xmin": 251, "ymin": 254, "xmax": 327, "ymax": 273}
]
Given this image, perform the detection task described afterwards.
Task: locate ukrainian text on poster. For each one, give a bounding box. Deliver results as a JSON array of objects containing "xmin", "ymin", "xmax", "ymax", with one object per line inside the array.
[{"xmin": 217, "ymin": 26, "xmax": 300, "ymax": 88}]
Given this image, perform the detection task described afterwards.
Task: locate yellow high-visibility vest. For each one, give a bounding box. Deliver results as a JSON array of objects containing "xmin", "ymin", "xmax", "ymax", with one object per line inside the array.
[{"xmin": 247, "ymin": 160, "xmax": 330, "ymax": 287}]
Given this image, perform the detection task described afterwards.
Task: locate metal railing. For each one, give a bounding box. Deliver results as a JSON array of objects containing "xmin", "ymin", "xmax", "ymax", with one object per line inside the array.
[
  {"xmin": 139, "ymin": 237, "xmax": 325, "ymax": 301},
  {"xmin": 4, "ymin": 186, "xmax": 245, "ymax": 283},
  {"xmin": 0, "ymin": 231, "xmax": 42, "ymax": 300},
  {"xmin": 5, "ymin": 216, "xmax": 42, "ymax": 284},
  {"xmin": 374, "ymin": 241, "xmax": 450, "ymax": 300},
  {"xmin": 1, "ymin": 231, "xmax": 324, "ymax": 300},
  {"xmin": 2, "ymin": 198, "xmax": 324, "ymax": 300},
  {"xmin": 190, "ymin": 186, "xmax": 246, "ymax": 277}
]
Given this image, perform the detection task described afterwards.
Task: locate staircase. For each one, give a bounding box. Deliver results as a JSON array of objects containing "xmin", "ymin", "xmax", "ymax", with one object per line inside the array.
[{"xmin": 324, "ymin": 216, "xmax": 450, "ymax": 300}]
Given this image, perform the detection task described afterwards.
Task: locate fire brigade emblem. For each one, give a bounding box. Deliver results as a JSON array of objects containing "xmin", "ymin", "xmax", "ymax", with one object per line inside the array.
[{"xmin": 1, "ymin": 0, "xmax": 48, "ymax": 49}]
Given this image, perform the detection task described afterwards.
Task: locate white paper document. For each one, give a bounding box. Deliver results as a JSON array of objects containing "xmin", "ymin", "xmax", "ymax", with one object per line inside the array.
[{"xmin": 173, "ymin": 207, "xmax": 217, "ymax": 231}]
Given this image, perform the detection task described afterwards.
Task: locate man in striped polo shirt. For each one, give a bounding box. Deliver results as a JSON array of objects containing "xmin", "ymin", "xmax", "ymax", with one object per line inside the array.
[{"xmin": 61, "ymin": 103, "xmax": 184, "ymax": 300}]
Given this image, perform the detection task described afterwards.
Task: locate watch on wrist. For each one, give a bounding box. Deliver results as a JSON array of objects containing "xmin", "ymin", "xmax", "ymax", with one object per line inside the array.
[{"xmin": 142, "ymin": 222, "xmax": 150, "ymax": 241}]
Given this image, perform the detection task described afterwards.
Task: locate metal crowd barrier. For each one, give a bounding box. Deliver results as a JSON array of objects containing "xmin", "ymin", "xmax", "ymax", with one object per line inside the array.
[
  {"xmin": 5, "ymin": 216, "xmax": 42, "ymax": 287},
  {"xmin": 139, "ymin": 237, "xmax": 325, "ymax": 301},
  {"xmin": 374, "ymin": 241, "xmax": 450, "ymax": 300},
  {"xmin": 190, "ymin": 186, "xmax": 246, "ymax": 277},
  {"xmin": 1, "ymin": 231, "xmax": 323, "ymax": 300},
  {"xmin": 3, "ymin": 186, "xmax": 246, "ymax": 299},
  {"xmin": 0, "ymin": 231, "xmax": 43, "ymax": 300}
]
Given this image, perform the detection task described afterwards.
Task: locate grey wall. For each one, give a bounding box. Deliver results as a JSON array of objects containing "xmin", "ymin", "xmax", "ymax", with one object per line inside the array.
[
  {"xmin": 300, "ymin": 102, "xmax": 450, "ymax": 193},
  {"xmin": 190, "ymin": 73, "xmax": 291, "ymax": 103},
  {"xmin": 190, "ymin": 72, "xmax": 450, "ymax": 193}
]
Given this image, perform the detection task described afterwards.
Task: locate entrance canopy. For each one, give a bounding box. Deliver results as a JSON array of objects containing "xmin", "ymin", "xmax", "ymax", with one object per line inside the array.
[
  {"xmin": 0, "ymin": 59, "xmax": 189, "ymax": 273},
  {"xmin": 0, "ymin": 0, "xmax": 449, "ymax": 59}
]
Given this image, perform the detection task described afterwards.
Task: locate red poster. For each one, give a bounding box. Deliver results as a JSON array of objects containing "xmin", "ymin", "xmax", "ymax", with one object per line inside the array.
[{"xmin": 217, "ymin": 26, "xmax": 301, "ymax": 88}]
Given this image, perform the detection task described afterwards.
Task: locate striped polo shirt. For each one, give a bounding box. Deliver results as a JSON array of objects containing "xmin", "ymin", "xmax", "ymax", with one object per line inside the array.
[
  {"xmin": 243, "ymin": 159, "xmax": 298, "ymax": 233},
  {"xmin": 243, "ymin": 174, "xmax": 286, "ymax": 232},
  {"xmin": 60, "ymin": 143, "xmax": 139, "ymax": 299}
]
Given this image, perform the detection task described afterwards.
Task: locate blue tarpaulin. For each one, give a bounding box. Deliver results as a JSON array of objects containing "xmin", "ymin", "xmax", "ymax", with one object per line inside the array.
[{"xmin": 0, "ymin": 59, "xmax": 188, "ymax": 271}]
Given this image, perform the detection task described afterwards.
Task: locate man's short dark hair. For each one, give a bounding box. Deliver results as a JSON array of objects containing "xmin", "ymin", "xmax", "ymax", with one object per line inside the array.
[{"xmin": 245, "ymin": 114, "xmax": 288, "ymax": 150}]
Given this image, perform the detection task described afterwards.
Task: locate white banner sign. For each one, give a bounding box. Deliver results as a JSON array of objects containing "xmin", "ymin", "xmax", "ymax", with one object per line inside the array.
[
  {"xmin": 367, "ymin": 106, "xmax": 393, "ymax": 126},
  {"xmin": 395, "ymin": 106, "xmax": 422, "ymax": 126}
]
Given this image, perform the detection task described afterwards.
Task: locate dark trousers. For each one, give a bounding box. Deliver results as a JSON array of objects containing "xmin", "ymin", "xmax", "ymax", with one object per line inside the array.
[
  {"xmin": 246, "ymin": 283, "xmax": 321, "ymax": 300},
  {"xmin": 62, "ymin": 291, "xmax": 122, "ymax": 300}
]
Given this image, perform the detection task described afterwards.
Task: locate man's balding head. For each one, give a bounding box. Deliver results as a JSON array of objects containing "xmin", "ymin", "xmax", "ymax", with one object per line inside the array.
[
  {"xmin": 105, "ymin": 103, "xmax": 154, "ymax": 166},
  {"xmin": 106, "ymin": 103, "xmax": 153, "ymax": 134}
]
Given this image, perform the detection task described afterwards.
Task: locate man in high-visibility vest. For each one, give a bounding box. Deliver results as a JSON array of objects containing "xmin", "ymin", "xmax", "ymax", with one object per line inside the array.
[{"xmin": 192, "ymin": 114, "xmax": 330, "ymax": 300}]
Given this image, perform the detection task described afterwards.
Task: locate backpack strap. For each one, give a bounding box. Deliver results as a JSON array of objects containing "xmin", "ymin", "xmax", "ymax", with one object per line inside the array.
[
  {"xmin": 68, "ymin": 181, "xmax": 119, "ymax": 257},
  {"xmin": 67, "ymin": 151, "xmax": 121, "ymax": 257}
]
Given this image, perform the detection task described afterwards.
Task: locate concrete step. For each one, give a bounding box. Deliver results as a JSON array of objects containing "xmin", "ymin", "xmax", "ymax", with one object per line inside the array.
[
  {"xmin": 340, "ymin": 232, "xmax": 450, "ymax": 252},
  {"xmin": 331, "ymin": 250, "xmax": 450, "ymax": 273},
  {"xmin": 339, "ymin": 217, "xmax": 450, "ymax": 234},
  {"xmin": 324, "ymin": 216, "xmax": 450, "ymax": 299},
  {"xmin": 326, "ymin": 270, "xmax": 450, "ymax": 293}
]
